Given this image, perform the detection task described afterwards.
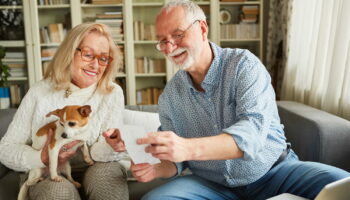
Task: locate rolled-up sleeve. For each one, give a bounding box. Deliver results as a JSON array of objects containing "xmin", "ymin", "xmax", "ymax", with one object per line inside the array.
[{"xmin": 223, "ymin": 53, "xmax": 274, "ymax": 160}]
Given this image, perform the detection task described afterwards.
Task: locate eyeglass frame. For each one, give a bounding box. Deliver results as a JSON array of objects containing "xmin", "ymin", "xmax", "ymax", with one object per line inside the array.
[
  {"xmin": 76, "ymin": 47, "xmax": 113, "ymax": 66},
  {"xmin": 155, "ymin": 20, "xmax": 200, "ymax": 51}
]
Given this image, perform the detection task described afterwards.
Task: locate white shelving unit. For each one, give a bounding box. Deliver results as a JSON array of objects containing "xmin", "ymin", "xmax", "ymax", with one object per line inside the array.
[
  {"xmin": 1, "ymin": 0, "xmax": 263, "ymax": 106},
  {"xmin": 0, "ymin": 1, "xmax": 33, "ymax": 108},
  {"xmin": 218, "ymin": 0, "xmax": 263, "ymax": 59}
]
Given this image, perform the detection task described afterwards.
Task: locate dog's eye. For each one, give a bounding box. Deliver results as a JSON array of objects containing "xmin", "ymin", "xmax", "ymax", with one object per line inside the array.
[
  {"xmin": 59, "ymin": 122, "xmax": 64, "ymax": 126},
  {"xmin": 68, "ymin": 122, "xmax": 76, "ymax": 127}
]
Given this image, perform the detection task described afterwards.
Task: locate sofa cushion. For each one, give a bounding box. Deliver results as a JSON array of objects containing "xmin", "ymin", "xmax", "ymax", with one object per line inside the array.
[
  {"xmin": 123, "ymin": 109, "xmax": 160, "ymax": 133},
  {"xmin": 125, "ymin": 105, "xmax": 159, "ymax": 113},
  {"xmin": 0, "ymin": 108, "xmax": 16, "ymax": 139},
  {"xmin": 0, "ymin": 171, "xmax": 20, "ymax": 199}
]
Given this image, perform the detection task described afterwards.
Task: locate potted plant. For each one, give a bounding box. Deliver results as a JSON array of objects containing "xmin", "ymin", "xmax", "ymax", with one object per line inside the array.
[{"xmin": 0, "ymin": 45, "xmax": 11, "ymax": 109}]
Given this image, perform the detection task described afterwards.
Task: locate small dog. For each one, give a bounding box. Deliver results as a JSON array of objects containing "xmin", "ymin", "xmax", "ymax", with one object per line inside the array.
[{"xmin": 18, "ymin": 105, "xmax": 94, "ymax": 200}]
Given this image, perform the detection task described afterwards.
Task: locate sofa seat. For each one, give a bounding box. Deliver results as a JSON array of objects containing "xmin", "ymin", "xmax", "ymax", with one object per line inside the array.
[{"xmin": 1, "ymin": 102, "xmax": 350, "ymax": 199}]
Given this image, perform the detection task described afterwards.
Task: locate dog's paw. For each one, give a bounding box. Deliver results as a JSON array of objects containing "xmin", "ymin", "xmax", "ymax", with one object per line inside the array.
[
  {"xmin": 84, "ymin": 157, "xmax": 94, "ymax": 165},
  {"xmin": 27, "ymin": 178, "xmax": 41, "ymax": 186},
  {"xmin": 87, "ymin": 160, "xmax": 94, "ymax": 166},
  {"xmin": 72, "ymin": 181, "xmax": 81, "ymax": 188},
  {"xmin": 51, "ymin": 176, "xmax": 64, "ymax": 182}
]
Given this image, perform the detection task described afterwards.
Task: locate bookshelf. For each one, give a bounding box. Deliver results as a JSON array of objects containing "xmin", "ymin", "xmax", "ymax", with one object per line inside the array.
[
  {"xmin": 132, "ymin": 1, "xmax": 166, "ymax": 105},
  {"xmin": 0, "ymin": 1, "xmax": 32, "ymax": 108},
  {"xmin": 1, "ymin": 0, "xmax": 264, "ymax": 106},
  {"xmin": 218, "ymin": 0, "xmax": 263, "ymax": 59}
]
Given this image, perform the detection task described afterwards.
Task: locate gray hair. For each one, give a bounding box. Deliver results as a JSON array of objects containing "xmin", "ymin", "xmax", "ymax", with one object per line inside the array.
[{"xmin": 160, "ymin": 0, "xmax": 206, "ymax": 23}]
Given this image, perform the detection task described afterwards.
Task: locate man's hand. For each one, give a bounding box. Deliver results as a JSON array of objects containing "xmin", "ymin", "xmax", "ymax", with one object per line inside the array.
[
  {"xmin": 103, "ymin": 128, "xmax": 126, "ymax": 152},
  {"xmin": 41, "ymin": 129, "xmax": 80, "ymax": 166},
  {"xmin": 137, "ymin": 131, "xmax": 190, "ymax": 162}
]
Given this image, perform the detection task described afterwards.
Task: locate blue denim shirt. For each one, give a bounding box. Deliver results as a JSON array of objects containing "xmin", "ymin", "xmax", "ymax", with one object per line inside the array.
[{"xmin": 158, "ymin": 42, "xmax": 287, "ymax": 187}]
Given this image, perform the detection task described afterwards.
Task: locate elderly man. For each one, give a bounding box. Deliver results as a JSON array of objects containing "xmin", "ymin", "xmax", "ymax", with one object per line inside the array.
[{"xmin": 129, "ymin": 0, "xmax": 350, "ymax": 199}]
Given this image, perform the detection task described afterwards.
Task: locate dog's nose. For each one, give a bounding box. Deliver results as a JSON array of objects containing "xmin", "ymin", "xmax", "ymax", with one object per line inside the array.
[
  {"xmin": 68, "ymin": 122, "xmax": 76, "ymax": 127},
  {"xmin": 61, "ymin": 132, "xmax": 67, "ymax": 138}
]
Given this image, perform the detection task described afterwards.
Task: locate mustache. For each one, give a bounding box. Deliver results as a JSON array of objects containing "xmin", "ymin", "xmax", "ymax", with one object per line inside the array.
[{"xmin": 167, "ymin": 48, "xmax": 187, "ymax": 57}]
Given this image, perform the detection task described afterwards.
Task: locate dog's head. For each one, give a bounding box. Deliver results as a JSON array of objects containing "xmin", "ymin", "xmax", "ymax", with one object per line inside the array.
[{"xmin": 46, "ymin": 105, "xmax": 92, "ymax": 139}]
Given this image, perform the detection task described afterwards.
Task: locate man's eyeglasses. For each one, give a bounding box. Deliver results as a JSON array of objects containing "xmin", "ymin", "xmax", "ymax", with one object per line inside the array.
[
  {"xmin": 156, "ymin": 20, "xmax": 200, "ymax": 51},
  {"xmin": 76, "ymin": 48, "xmax": 113, "ymax": 66}
]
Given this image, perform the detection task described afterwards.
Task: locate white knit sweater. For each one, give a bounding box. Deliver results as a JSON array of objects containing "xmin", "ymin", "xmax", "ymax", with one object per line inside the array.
[{"xmin": 0, "ymin": 79, "xmax": 129, "ymax": 172}]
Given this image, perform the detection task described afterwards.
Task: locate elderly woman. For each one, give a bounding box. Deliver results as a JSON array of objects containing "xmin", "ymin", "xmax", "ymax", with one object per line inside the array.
[{"xmin": 0, "ymin": 22, "xmax": 129, "ymax": 200}]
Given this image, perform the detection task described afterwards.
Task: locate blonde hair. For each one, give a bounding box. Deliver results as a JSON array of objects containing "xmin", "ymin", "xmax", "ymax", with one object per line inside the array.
[{"xmin": 44, "ymin": 22, "xmax": 122, "ymax": 94}]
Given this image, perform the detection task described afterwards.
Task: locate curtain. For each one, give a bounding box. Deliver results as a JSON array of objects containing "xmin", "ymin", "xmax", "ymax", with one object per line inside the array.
[
  {"xmin": 266, "ymin": 0, "xmax": 293, "ymax": 100},
  {"xmin": 281, "ymin": 0, "xmax": 350, "ymax": 120}
]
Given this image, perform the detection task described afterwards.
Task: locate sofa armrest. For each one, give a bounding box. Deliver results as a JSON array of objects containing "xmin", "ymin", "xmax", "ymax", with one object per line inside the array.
[{"xmin": 277, "ymin": 101, "xmax": 350, "ymax": 171}]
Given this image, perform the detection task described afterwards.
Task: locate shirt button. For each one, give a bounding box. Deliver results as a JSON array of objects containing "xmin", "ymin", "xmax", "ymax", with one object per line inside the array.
[
  {"xmin": 214, "ymin": 124, "xmax": 218, "ymax": 128},
  {"xmin": 208, "ymin": 98, "xmax": 211, "ymax": 101}
]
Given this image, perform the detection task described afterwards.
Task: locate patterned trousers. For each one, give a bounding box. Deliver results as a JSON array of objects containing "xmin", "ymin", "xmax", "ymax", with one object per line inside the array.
[{"xmin": 21, "ymin": 162, "xmax": 129, "ymax": 200}]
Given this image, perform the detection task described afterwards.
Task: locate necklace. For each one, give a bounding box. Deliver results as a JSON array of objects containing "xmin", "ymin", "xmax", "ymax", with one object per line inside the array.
[{"xmin": 65, "ymin": 88, "xmax": 72, "ymax": 98}]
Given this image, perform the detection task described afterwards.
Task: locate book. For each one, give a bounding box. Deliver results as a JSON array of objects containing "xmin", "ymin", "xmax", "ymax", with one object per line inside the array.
[
  {"xmin": 41, "ymin": 48, "xmax": 57, "ymax": 58},
  {"xmin": 92, "ymin": 0, "xmax": 122, "ymax": 4},
  {"xmin": 220, "ymin": 0, "xmax": 245, "ymax": 2},
  {"xmin": 136, "ymin": 87, "xmax": 164, "ymax": 105},
  {"xmin": 48, "ymin": 24, "xmax": 61, "ymax": 43},
  {"xmin": 9, "ymin": 84, "xmax": 22, "ymax": 107},
  {"xmin": 0, "ymin": 87, "xmax": 10, "ymax": 109}
]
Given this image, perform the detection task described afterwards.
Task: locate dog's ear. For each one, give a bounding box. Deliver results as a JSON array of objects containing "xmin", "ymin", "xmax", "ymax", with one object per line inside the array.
[
  {"xmin": 78, "ymin": 105, "xmax": 92, "ymax": 117},
  {"xmin": 46, "ymin": 109, "xmax": 62, "ymax": 118}
]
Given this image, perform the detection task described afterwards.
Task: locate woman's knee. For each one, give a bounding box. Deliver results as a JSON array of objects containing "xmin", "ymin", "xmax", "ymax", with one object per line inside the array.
[
  {"xmin": 84, "ymin": 162, "xmax": 127, "ymax": 184},
  {"xmin": 29, "ymin": 178, "xmax": 80, "ymax": 200},
  {"xmin": 83, "ymin": 162, "xmax": 128, "ymax": 200}
]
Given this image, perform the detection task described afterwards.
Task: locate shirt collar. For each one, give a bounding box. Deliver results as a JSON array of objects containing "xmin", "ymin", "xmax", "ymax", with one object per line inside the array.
[
  {"xmin": 180, "ymin": 42, "xmax": 223, "ymax": 94},
  {"xmin": 202, "ymin": 42, "xmax": 222, "ymax": 87}
]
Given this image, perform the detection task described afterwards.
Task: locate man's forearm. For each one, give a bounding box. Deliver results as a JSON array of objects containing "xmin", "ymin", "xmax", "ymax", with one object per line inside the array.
[
  {"xmin": 156, "ymin": 160, "xmax": 178, "ymax": 179},
  {"xmin": 187, "ymin": 133, "xmax": 243, "ymax": 161}
]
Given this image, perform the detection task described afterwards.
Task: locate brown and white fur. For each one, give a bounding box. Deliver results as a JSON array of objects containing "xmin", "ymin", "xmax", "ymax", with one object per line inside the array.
[{"xmin": 18, "ymin": 105, "xmax": 94, "ymax": 200}]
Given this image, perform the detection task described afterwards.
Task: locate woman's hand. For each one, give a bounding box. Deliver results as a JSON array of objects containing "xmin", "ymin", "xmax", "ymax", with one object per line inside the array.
[
  {"xmin": 41, "ymin": 128, "xmax": 81, "ymax": 166},
  {"xmin": 130, "ymin": 160, "xmax": 177, "ymax": 182},
  {"xmin": 103, "ymin": 128, "xmax": 126, "ymax": 152},
  {"xmin": 130, "ymin": 162, "xmax": 158, "ymax": 182}
]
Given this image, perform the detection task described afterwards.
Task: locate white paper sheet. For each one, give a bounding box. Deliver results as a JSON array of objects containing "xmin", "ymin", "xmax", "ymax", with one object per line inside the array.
[{"xmin": 119, "ymin": 125, "xmax": 160, "ymax": 165}]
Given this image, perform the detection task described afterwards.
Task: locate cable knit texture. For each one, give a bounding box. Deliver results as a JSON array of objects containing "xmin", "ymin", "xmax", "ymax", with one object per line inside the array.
[{"xmin": 0, "ymin": 79, "xmax": 129, "ymax": 172}]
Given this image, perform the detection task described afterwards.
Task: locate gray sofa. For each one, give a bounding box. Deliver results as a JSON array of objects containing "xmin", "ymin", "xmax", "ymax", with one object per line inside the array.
[{"xmin": 1, "ymin": 101, "xmax": 350, "ymax": 200}]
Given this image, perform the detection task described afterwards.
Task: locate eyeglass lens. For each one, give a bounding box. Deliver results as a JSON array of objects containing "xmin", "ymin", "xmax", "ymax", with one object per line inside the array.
[{"xmin": 79, "ymin": 48, "xmax": 111, "ymax": 66}]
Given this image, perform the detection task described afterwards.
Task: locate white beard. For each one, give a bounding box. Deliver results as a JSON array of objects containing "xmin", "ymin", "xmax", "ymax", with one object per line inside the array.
[{"xmin": 166, "ymin": 48, "xmax": 195, "ymax": 70}]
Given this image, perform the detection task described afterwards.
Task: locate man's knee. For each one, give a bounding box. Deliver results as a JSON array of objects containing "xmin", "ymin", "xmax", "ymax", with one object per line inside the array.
[{"xmin": 310, "ymin": 162, "xmax": 350, "ymax": 185}]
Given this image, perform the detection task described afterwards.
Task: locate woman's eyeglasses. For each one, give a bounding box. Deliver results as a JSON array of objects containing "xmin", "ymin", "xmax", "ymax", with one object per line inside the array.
[{"xmin": 76, "ymin": 48, "xmax": 113, "ymax": 66}]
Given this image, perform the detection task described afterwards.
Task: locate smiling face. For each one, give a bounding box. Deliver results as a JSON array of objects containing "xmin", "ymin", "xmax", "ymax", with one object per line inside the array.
[
  {"xmin": 71, "ymin": 32, "xmax": 110, "ymax": 88},
  {"xmin": 156, "ymin": 6, "xmax": 204, "ymax": 71}
]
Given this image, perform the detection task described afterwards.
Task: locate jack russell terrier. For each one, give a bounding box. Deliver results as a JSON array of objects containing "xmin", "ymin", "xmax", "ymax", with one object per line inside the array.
[{"xmin": 18, "ymin": 105, "xmax": 94, "ymax": 200}]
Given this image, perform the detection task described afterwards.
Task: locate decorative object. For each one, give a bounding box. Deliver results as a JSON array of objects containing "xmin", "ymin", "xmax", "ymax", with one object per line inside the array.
[
  {"xmin": 0, "ymin": 0, "xmax": 24, "ymax": 40},
  {"xmin": 0, "ymin": 45, "xmax": 10, "ymax": 109}
]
